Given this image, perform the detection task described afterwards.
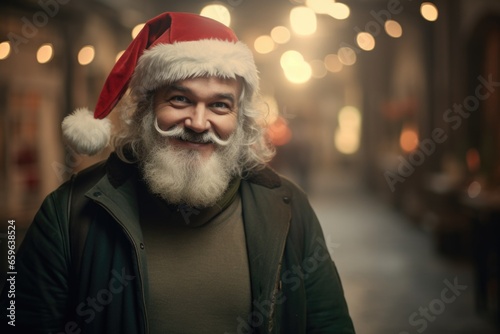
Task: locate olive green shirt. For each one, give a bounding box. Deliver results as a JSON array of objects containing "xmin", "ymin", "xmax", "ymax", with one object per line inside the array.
[{"xmin": 139, "ymin": 182, "xmax": 251, "ymax": 334}]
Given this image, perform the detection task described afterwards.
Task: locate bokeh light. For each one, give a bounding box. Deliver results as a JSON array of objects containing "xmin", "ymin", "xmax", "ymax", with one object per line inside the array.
[
  {"xmin": 290, "ymin": 6, "xmax": 317, "ymax": 36},
  {"xmin": 280, "ymin": 50, "xmax": 304, "ymax": 69},
  {"xmin": 115, "ymin": 50, "xmax": 125, "ymax": 63},
  {"xmin": 78, "ymin": 45, "xmax": 95, "ymax": 66},
  {"xmin": 335, "ymin": 106, "xmax": 362, "ymax": 155},
  {"xmin": 328, "ymin": 2, "xmax": 350, "ymax": 20},
  {"xmin": 466, "ymin": 148, "xmax": 481, "ymax": 173},
  {"xmin": 200, "ymin": 4, "xmax": 231, "ymax": 27},
  {"xmin": 36, "ymin": 43, "xmax": 54, "ymax": 64},
  {"xmin": 335, "ymin": 129, "xmax": 360, "ymax": 155},
  {"xmin": 306, "ymin": 0, "xmax": 334, "ymax": 14},
  {"xmin": 467, "ymin": 181, "xmax": 482, "ymax": 198},
  {"xmin": 324, "ymin": 54, "xmax": 343, "ymax": 72},
  {"xmin": 421, "ymin": 2, "xmax": 439, "ymax": 22},
  {"xmin": 131, "ymin": 23, "xmax": 145, "ymax": 39},
  {"xmin": 0, "ymin": 41, "xmax": 11, "ymax": 60},
  {"xmin": 267, "ymin": 116, "xmax": 292, "ymax": 146},
  {"xmin": 284, "ymin": 61, "xmax": 312, "ymax": 84},
  {"xmin": 280, "ymin": 50, "xmax": 312, "ymax": 84},
  {"xmin": 271, "ymin": 26, "xmax": 291, "ymax": 44},
  {"xmin": 338, "ymin": 106, "xmax": 362, "ymax": 130},
  {"xmin": 338, "ymin": 47, "xmax": 357, "ymax": 66},
  {"xmin": 399, "ymin": 126, "xmax": 419, "ymax": 152},
  {"xmin": 385, "ymin": 20, "xmax": 403, "ymax": 38},
  {"xmin": 356, "ymin": 32, "xmax": 376, "ymax": 51},
  {"xmin": 254, "ymin": 35, "xmax": 275, "ymax": 54}
]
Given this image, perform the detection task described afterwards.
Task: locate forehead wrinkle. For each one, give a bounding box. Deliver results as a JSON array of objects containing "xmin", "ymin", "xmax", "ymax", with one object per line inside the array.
[
  {"xmin": 160, "ymin": 83, "xmax": 237, "ymax": 103},
  {"xmin": 163, "ymin": 84, "xmax": 190, "ymax": 95}
]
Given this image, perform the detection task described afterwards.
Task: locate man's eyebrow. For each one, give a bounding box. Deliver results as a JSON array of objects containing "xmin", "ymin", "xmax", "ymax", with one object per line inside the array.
[
  {"xmin": 214, "ymin": 93, "xmax": 236, "ymax": 104},
  {"xmin": 162, "ymin": 85, "xmax": 236, "ymax": 104},
  {"xmin": 164, "ymin": 84, "xmax": 190, "ymax": 94}
]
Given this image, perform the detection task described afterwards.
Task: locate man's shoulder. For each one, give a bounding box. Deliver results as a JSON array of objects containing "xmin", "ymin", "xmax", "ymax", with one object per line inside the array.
[
  {"xmin": 244, "ymin": 166, "xmax": 281, "ymax": 189},
  {"xmin": 63, "ymin": 152, "xmax": 137, "ymax": 190},
  {"xmin": 74, "ymin": 159, "xmax": 108, "ymax": 183},
  {"xmin": 41, "ymin": 161, "xmax": 104, "ymax": 209},
  {"xmin": 243, "ymin": 166, "xmax": 308, "ymax": 199}
]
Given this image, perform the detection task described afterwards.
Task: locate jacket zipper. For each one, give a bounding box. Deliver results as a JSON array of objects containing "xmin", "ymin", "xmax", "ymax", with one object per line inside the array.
[
  {"xmin": 268, "ymin": 225, "xmax": 289, "ymax": 333},
  {"xmin": 95, "ymin": 202, "xmax": 150, "ymax": 334}
]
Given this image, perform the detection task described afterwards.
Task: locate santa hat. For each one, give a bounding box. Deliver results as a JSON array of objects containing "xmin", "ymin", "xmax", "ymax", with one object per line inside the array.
[{"xmin": 62, "ymin": 12, "xmax": 259, "ymax": 155}]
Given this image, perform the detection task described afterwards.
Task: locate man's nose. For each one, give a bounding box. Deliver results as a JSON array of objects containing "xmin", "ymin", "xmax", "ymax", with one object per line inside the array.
[{"xmin": 185, "ymin": 104, "xmax": 210, "ymax": 133}]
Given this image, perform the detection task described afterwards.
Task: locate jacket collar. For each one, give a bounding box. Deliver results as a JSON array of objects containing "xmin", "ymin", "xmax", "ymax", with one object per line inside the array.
[{"xmin": 105, "ymin": 152, "xmax": 140, "ymax": 188}]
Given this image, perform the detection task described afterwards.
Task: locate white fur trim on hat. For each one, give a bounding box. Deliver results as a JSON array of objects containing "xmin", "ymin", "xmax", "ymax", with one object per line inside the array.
[
  {"xmin": 61, "ymin": 108, "xmax": 112, "ymax": 155},
  {"xmin": 130, "ymin": 39, "xmax": 259, "ymax": 100}
]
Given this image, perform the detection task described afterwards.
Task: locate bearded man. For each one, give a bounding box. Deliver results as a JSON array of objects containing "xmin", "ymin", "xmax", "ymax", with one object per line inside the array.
[{"xmin": 0, "ymin": 12, "xmax": 355, "ymax": 334}]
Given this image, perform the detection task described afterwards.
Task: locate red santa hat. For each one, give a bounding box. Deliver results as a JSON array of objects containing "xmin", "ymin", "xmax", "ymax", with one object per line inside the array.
[{"xmin": 62, "ymin": 12, "xmax": 259, "ymax": 155}]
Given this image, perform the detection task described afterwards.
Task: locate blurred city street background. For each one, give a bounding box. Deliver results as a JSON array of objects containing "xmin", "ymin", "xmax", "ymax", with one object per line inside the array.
[{"xmin": 307, "ymin": 167, "xmax": 498, "ymax": 334}]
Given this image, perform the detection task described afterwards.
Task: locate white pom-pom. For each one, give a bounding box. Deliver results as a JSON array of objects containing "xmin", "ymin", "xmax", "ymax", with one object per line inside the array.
[{"xmin": 62, "ymin": 108, "xmax": 111, "ymax": 155}]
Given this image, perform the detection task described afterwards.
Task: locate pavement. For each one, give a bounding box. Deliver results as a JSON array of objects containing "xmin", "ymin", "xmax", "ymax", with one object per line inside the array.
[{"xmin": 305, "ymin": 168, "xmax": 499, "ymax": 334}]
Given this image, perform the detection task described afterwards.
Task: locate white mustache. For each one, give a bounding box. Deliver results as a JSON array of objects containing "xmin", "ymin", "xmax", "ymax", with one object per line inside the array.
[{"xmin": 154, "ymin": 117, "xmax": 231, "ymax": 147}]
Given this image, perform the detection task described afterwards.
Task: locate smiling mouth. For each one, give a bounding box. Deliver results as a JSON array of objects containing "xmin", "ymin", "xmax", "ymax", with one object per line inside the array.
[
  {"xmin": 176, "ymin": 133, "xmax": 214, "ymax": 144},
  {"xmin": 181, "ymin": 137, "xmax": 211, "ymax": 144},
  {"xmin": 172, "ymin": 137, "xmax": 212, "ymax": 146}
]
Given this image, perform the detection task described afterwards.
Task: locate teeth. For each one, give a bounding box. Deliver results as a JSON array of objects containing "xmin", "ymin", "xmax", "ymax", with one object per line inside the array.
[
  {"xmin": 175, "ymin": 135, "xmax": 211, "ymax": 144},
  {"xmin": 180, "ymin": 138, "xmax": 207, "ymax": 144}
]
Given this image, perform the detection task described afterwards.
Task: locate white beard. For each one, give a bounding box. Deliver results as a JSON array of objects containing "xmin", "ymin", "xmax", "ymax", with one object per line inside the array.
[{"xmin": 139, "ymin": 113, "xmax": 243, "ymax": 208}]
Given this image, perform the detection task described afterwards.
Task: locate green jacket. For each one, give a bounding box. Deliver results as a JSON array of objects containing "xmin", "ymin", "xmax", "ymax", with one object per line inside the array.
[{"xmin": 1, "ymin": 153, "xmax": 355, "ymax": 333}]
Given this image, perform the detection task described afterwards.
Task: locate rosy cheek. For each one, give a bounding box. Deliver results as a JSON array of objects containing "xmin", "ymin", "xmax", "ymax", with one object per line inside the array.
[
  {"xmin": 156, "ymin": 108, "xmax": 180, "ymax": 130},
  {"xmin": 213, "ymin": 116, "xmax": 238, "ymax": 139}
]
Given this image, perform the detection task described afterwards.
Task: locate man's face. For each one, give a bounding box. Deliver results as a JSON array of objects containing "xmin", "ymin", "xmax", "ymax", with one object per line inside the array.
[
  {"xmin": 153, "ymin": 76, "xmax": 241, "ymax": 159},
  {"xmin": 140, "ymin": 76, "xmax": 245, "ymax": 208}
]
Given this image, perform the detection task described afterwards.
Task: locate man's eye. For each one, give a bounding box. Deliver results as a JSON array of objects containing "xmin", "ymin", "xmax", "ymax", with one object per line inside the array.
[
  {"xmin": 170, "ymin": 96, "xmax": 189, "ymax": 104},
  {"xmin": 211, "ymin": 102, "xmax": 231, "ymax": 110}
]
